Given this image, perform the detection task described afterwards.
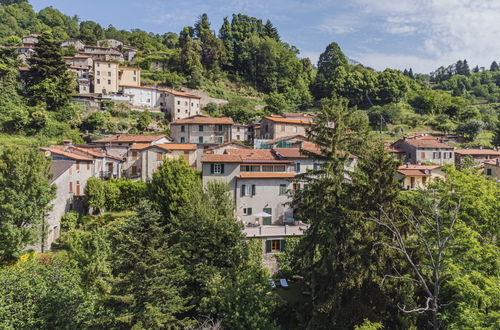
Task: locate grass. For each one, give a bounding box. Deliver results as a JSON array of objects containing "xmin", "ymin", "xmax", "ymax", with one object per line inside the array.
[{"xmin": 0, "ymin": 133, "xmax": 58, "ymax": 150}]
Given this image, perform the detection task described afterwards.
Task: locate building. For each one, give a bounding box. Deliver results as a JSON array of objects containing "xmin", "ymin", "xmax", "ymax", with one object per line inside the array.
[
  {"xmin": 93, "ymin": 60, "xmax": 119, "ymax": 94},
  {"xmin": 91, "ymin": 134, "xmax": 171, "ymax": 157},
  {"xmin": 483, "ymin": 158, "xmax": 500, "ymax": 181},
  {"xmin": 118, "ymin": 66, "xmax": 141, "ymax": 86},
  {"xmin": 97, "ymin": 39, "xmax": 123, "ymax": 49},
  {"xmin": 390, "ymin": 135, "xmax": 455, "ymax": 165},
  {"xmin": 123, "ymin": 143, "xmax": 197, "ymax": 180},
  {"xmin": 22, "ymin": 33, "xmax": 40, "ymax": 48},
  {"xmin": 61, "ymin": 39, "xmax": 85, "ymax": 51},
  {"xmin": 202, "ymin": 148, "xmax": 296, "ymax": 225},
  {"xmin": 64, "ymin": 56, "xmax": 93, "ymax": 94},
  {"xmin": 455, "ymin": 149, "xmax": 500, "ymax": 165},
  {"xmin": 170, "ymin": 115, "xmax": 233, "ymax": 145},
  {"xmin": 258, "ymin": 114, "xmax": 315, "ymax": 139},
  {"xmin": 119, "ymin": 85, "xmax": 163, "ymax": 110},
  {"xmin": 64, "ymin": 55, "xmax": 93, "ymax": 68},
  {"xmin": 231, "ymin": 124, "xmax": 251, "ymax": 142},
  {"xmin": 123, "ymin": 48, "xmax": 137, "ymax": 62},
  {"xmin": 396, "ymin": 164, "xmax": 446, "ymax": 190},
  {"xmin": 205, "ymin": 141, "xmax": 251, "ymax": 154},
  {"xmin": 161, "ymin": 89, "xmax": 202, "ymax": 121},
  {"xmin": 78, "ymin": 46, "xmax": 123, "ymax": 62}
]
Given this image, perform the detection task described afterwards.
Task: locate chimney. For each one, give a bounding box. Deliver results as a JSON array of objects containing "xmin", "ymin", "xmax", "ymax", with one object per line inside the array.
[{"xmin": 63, "ymin": 139, "xmax": 72, "ymax": 146}]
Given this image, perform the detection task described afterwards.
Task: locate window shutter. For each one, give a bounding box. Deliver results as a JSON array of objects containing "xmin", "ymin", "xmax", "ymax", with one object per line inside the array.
[
  {"xmin": 210, "ymin": 164, "xmax": 214, "ymax": 174},
  {"xmin": 251, "ymin": 184, "xmax": 256, "ymax": 196},
  {"xmin": 265, "ymin": 240, "xmax": 272, "ymax": 253},
  {"xmin": 281, "ymin": 239, "xmax": 286, "ymax": 252},
  {"xmin": 241, "ymin": 184, "xmax": 246, "ymax": 196},
  {"xmin": 221, "ymin": 164, "xmax": 225, "ymax": 174},
  {"xmin": 248, "ymin": 207, "xmax": 252, "ymax": 215}
]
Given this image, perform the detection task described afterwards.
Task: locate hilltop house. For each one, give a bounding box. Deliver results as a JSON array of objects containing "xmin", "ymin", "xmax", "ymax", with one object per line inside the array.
[
  {"xmin": 258, "ymin": 114, "xmax": 315, "ymax": 140},
  {"xmin": 91, "ymin": 134, "xmax": 171, "ymax": 158},
  {"xmin": 483, "ymin": 158, "xmax": 500, "ymax": 180},
  {"xmin": 390, "ymin": 135, "xmax": 455, "ymax": 165},
  {"xmin": 61, "ymin": 39, "xmax": 85, "ymax": 51},
  {"xmin": 397, "ymin": 164, "xmax": 446, "ymax": 190},
  {"xmin": 170, "ymin": 115, "xmax": 233, "ymax": 146},
  {"xmin": 455, "ymin": 149, "xmax": 500, "ymax": 165}
]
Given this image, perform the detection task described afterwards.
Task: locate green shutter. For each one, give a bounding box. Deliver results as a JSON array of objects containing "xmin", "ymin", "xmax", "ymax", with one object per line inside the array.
[
  {"xmin": 241, "ymin": 184, "xmax": 246, "ymax": 196},
  {"xmin": 210, "ymin": 164, "xmax": 214, "ymax": 174},
  {"xmin": 221, "ymin": 164, "xmax": 225, "ymax": 174},
  {"xmin": 265, "ymin": 240, "xmax": 272, "ymax": 253},
  {"xmin": 280, "ymin": 239, "xmax": 285, "ymax": 252},
  {"xmin": 251, "ymin": 184, "xmax": 256, "ymax": 195}
]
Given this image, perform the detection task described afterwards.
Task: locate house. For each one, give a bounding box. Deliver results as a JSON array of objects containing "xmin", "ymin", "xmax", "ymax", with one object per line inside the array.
[
  {"xmin": 390, "ymin": 135, "xmax": 455, "ymax": 165},
  {"xmin": 64, "ymin": 56, "xmax": 93, "ymax": 94},
  {"xmin": 61, "ymin": 39, "xmax": 85, "ymax": 51},
  {"xmin": 455, "ymin": 149, "xmax": 500, "ymax": 165},
  {"xmin": 119, "ymin": 85, "xmax": 163, "ymax": 110},
  {"xmin": 161, "ymin": 89, "xmax": 202, "ymax": 121},
  {"xmin": 204, "ymin": 141, "xmax": 251, "ymax": 154},
  {"xmin": 396, "ymin": 164, "xmax": 445, "ymax": 190},
  {"xmin": 258, "ymin": 114, "xmax": 315, "ymax": 139},
  {"xmin": 91, "ymin": 134, "xmax": 171, "ymax": 157},
  {"xmin": 64, "ymin": 55, "xmax": 93, "ymax": 69},
  {"xmin": 118, "ymin": 66, "xmax": 141, "ymax": 86},
  {"xmin": 39, "ymin": 147, "xmax": 95, "ymax": 252},
  {"xmin": 202, "ymin": 148, "xmax": 295, "ymax": 225},
  {"xmin": 123, "ymin": 48, "xmax": 137, "ymax": 62},
  {"xmin": 483, "ymin": 158, "xmax": 500, "ymax": 181},
  {"xmin": 123, "ymin": 143, "xmax": 197, "ymax": 179},
  {"xmin": 78, "ymin": 46, "xmax": 123, "ymax": 62},
  {"xmin": 22, "ymin": 33, "xmax": 40, "ymax": 47},
  {"xmin": 97, "ymin": 39, "xmax": 123, "ymax": 49},
  {"xmin": 170, "ymin": 115, "xmax": 233, "ymax": 145},
  {"xmin": 93, "ymin": 60, "xmax": 119, "ymax": 94},
  {"xmin": 231, "ymin": 124, "xmax": 251, "ymax": 142}
]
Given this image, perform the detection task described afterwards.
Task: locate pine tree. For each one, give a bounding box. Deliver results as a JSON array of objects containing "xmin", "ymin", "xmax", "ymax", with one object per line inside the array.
[
  {"xmin": 492, "ymin": 119, "xmax": 500, "ymax": 147},
  {"xmin": 490, "ymin": 61, "xmax": 499, "ymax": 72},
  {"xmin": 473, "ymin": 65, "xmax": 480, "ymax": 73},
  {"xmin": 25, "ymin": 33, "xmax": 75, "ymax": 112},
  {"xmin": 104, "ymin": 201, "xmax": 189, "ymax": 328},
  {"xmin": 263, "ymin": 19, "xmax": 280, "ymax": 41}
]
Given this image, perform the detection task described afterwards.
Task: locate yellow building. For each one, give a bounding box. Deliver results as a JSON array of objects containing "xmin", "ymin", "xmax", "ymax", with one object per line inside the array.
[
  {"xmin": 119, "ymin": 66, "xmax": 141, "ymax": 86},
  {"xmin": 93, "ymin": 61, "xmax": 119, "ymax": 94},
  {"xmin": 397, "ymin": 164, "xmax": 445, "ymax": 190}
]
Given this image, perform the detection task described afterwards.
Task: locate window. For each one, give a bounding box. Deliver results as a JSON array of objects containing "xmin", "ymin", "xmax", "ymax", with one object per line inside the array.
[
  {"xmin": 197, "ymin": 104, "xmax": 199, "ymax": 108},
  {"xmin": 108, "ymin": 63, "xmax": 111, "ymax": 68},
  {"xmin": 262, "ymin": 165, "xmax": 273, "ymax": 172},
  {"xmin": 274, "ymin": 165, "xmax": 286, "ymax": 172},
  {"xmin": 157, "ymin": 152, "xmax": 163, "ymax": 161},
  {"xmin": 86, "ymin": 162, "xmax": 90, "ymax": 170},
  {"xmin": 133, "ymin": 70, "xmax": 136, "ymax": 75},
  {"xmin": 421, "ymin": 152, "xmax": 426, "ymax": 159},
  {"xmin": 266, "ymin": 239, "xmax": 284, "ymax": 253},
  {"xmin": 108, "ymin": 71, "xmax": 111, "ymax": 77},
  {"xmin": 217, "ymin": 125, "xmax": 223, "ymax": 131},
  {"xmin": 210, "ymin": 163, "xmax": 225, "ymax": 174},
  {"xmin": 198, "ymin": 136, "xmax": 203, "ymax": 143},
  {"xmin": 191, "ymin": 102, "xmax": 193, "ymax": 106},
  {"xmin": 293, "ymin": 126, "xmax": 298, "ymax": 133},
  {"xmin": 243, "ymin": 207, "xmax": 252, "ymax": 215},
  {"xmin": 237, "ymin": 135, "xmax": 240, "ymax": 140},
  {"xmin": 237, "ymin": 127, "xmax": 240, "ymax": 132},
  {"xmin": 69, "ymin": 182, "xmax": 73, "ymax": 193},
  {"xmin": 177, "ymin": 100, "xmax": 180, "ymax": 105},
  {"xmin": 97, "ymin": 78, "xmax": 100, "ymax": 84},
  {"xmin": 279, "ymin": 184, "xmax": 287, "ymax": 195},
  {"xmin": 241, "ymin": 184, "xmax": 255, "ymax": 196},
  {"xmin": 181, "ymin": 125, "xmax": 185, "ymax": 132},
  {"xmin": 108, "ymin": 79, "xmax": 111, "ymax": 85},
  {"xmin": 199, "ymin": 125, "xmax": 204, "ymax": 132},
  {"xmin": 76, "ymin": 162, "xmax": 80, "ymax": 170},
  {"xmin": 185, "ymin": 101, "xmax": 188, "ymax": 106},
  {"xmin": 313, "ymin": 163, "xmax": 321, "ymax": 170},
  {"xmin": 295, "ymin": 162, "xmax": 301, "ymax": 172},
  {"xmin": 218, "ymin": 136, "xmax": 223, "ymax": 144},
  {"xmin": 177, "ymin": 109, "xmax": 180, "ymax": 113},
  {"xmin": 97, "ymin": 63, "xmax": 100, "ymax": 67},
  {"xmin": 180, "ymin": 137, "xmax": 185, "ymax": 143},
  {"xmin": 131, "ymin": 166, "xmax": 137, "ymax": 176},
  {"xmin": 486, "ymin": 168, "xmax": 492, "ymax": 175},
  {"xmin": 433, "ymin": 152, "xmax": 441, "ymax": 159},
  {"xmin": 96, "ymin": 70, "xmax": 100, "ymax": 75},
  {"xmin": 293, "ymin": 182, "xmax": 300, "ymax": 191},
  {"xmin": 185, "ymin": 110, "xmax": 188, "ymax": 114},
  {"xmin": 131, "ymin": 151, "xmax": 138, "ymax": 160},
  {"xmin": 133, "ymin": 77, "xmax": 136, "ymax": 82}
]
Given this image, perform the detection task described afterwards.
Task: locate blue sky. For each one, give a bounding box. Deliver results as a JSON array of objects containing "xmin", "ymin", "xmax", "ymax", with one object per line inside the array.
[{"xmin": 31, "ymin": 0, "xmax": 500, "ymax": 73}]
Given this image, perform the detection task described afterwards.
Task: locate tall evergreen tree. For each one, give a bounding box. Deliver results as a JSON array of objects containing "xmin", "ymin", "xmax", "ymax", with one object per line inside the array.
[
  {"xmin": 490, "ymin": 61, "xmax": 499, "ymax": 72},
  {"xmin": 310, "ymin": 42, "xmax": 349, "ymax": 99},
  {"xmin": 25, "ymin": 33, "xmax": 75, "ymax": 112},
  {"xmin": 263, "ymin": 19, "xmax": 280, "ymax": 41}
]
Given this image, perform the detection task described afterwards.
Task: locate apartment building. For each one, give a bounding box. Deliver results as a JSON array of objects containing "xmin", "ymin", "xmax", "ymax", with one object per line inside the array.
[
  {"xmin": 231, "ymin": 124, "xmax": 251, "ymax": 142},
  {"xmin": 162, "ymin": 89, "xmax": 202, "ymax": 121},
  {"xmin": 64, "ymin": 56, "xmax": 93, "ymax": 94},
  {"xmin": 123, "ymin": 143, "xmax": 197, "ymax": 180},
  {"xmin": 119, "ymin": 85, "xmax": 162, "ymax": 110},
  {"xmin": 91, "ymin": 134, "xmax": 171, "ymax": 157},
  {"xmin": 258, "ymin": 114, "xmax": 315, "ymax": 139},
  {"xmin": 79, "ymin": 45, "xmax": 124, "ymax": 62},
  {"xmin": 170, "ymin": 115, "xmax": 233, "ymax": 145},
  {"xmin": 119, "ymin": 66, "xmax": 141, "ymax": 86},
  {"xmin": 483, "ymin": 158, "xmax": 500, "ymax": 180},
  {"xmin": 93, "ymin": 60, "xmax": 119, "ymax": 94}
]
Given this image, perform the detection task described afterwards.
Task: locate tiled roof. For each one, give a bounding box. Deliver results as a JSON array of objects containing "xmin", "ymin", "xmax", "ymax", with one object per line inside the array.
[
  {"xmin": 93, "ymin": 134, "xmax": 167, "ymax": 143},
  {"xmin": 397, "ymin": 169, "xmax": 431, "ymax": 176},
  {"xmin": 237, "ymin": 172, "xmax": 295, "ymax": 179},
  {"xmin": 263, "ymin": 116, "xmax": 313, "ymax": 125},
  {"xmin": 207, "ymin": 141, "xmax": 251, "ymax": 150},
  {"xmin": 120, "ymin": 84, "xmax": 155, "ymax": 90},
  {"xmin": 402, "ymin": 139, "xmax": 453, "ymax": 149},
  {"xmin": 225, "ymin": 148, "xmax": 275, "ymax": 160},
  {"xmin": 268, "ymin": 134, "xmax": 308, "ymax": 145},
  {"xmin": 130, "ymin": 143, "xmax": 152, "ymax": 150},
  {"xmin": 273, "ymin": 148, "xmax": 308, "ymax": 158},
  {"xmin": 49, "ymin": 160, "xmax": 74, "ymax": 183},
  {"xmin": 455, "ymin": 149, "xmax": 500, "ymax": 156},
  {"xmin": 171, "ymin": 115, "xmax": 234, "ymax": 125},
  {"xmin": 484, "ymin": 158, "xmax": 500, "ymax": 166},
  {"xmin": 159, "ymin": 88, "xmax": 202, "ymax": 99},
  {"xmin": 398, "ymin": 164, "xmax": 441, "ymax": 170},
  {"xmin": 202, "ymin": 154, "xmax": 242, "ymax": 163},
  {"xmin": 41, "ymin": 147, "xmax": 93, "ymax": 161},
  {"xmin": 152, "ymin": 143, "xmax": 197, "ymax": 151}
]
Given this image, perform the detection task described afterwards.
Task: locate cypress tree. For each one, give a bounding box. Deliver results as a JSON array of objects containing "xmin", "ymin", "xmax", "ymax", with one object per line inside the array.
[{"xmin": 490, "ymin": 61, "xmax": 499, "ymax": 72}]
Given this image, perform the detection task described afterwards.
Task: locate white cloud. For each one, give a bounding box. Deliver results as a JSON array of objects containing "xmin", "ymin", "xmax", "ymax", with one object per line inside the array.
[
  {"xmin": 352, "ymin": 0, "xmax": 500, "ymax": 72},
  {"xmin": 312, "ymin": 16, "xmax": 359, "ymax": 35}
]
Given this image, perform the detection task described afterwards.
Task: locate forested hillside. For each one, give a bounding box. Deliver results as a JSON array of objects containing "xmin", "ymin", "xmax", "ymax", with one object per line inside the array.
[{"xmin": 0, "ymin": 0, "xmax": 499, "ymax": 147}]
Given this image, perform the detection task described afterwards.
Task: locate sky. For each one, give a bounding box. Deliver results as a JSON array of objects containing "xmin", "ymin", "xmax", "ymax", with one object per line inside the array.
[{"xmin": 31, "ymin": 0, "xmax": 500, "ymax": 73}]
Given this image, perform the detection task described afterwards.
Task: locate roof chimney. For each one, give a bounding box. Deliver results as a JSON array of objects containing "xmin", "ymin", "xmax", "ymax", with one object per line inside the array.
[{"xmin": 63, "ymin": 139, "xmax": 72, "ymax": 146}]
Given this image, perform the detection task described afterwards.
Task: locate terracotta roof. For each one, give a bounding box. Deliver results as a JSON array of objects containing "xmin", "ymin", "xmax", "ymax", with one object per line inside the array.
[
  {"xmin": 268, "ymin": 134, "xmax": 308, "ymax": 145},
  {"xmin": 455, "ymin": 149, "xmax": 500, "ymax": 156},
  {"xmin": 120, "ymin": 84, "xmax": 156, "ymax": 90},
  {"xmin": 171, "ymin": 115, "xmax": 233, "ymax": 125},
  {"xmin": 398, "ymin": 164, "xmax": 441, "ymax": 170},
  {"xmin": 130, "ymin": 143, "xmax": 151, "ymax": 150},
  {"xmin": 402, "ymin": 139, "xmax": 453, "ymax": 149},
  {"xmin": 484, "ymin": 158, "xmax": 500, "ymax": 166},
  {"xmin": 397, "ymin": 169, "xmax": 431, "ymax": 176},
  {"xmin": 41, "ymin": 147, "xmax": 93, "ymax": 161},
  {"xmin": 263, "ymin": 116, "xmax": 313, "ymax": 125},
  {"xmin": 207, "ymin": 141, "xmax": 251, "ymax": 150},
  {"xmin": 281, "ymin": 112, "xmax": 316, "ymax": 118},
  {"xmin": 237, "ymin": 172, "xmax": 295, "ymax": 179},
  {"xmin": 273, "ymin": 148, "xmax": 308, "ymax": 159},
  {"xmin": 160, "ymin": 88, "xmax": 201, "ymax": 99},
  {"xmin": 225, "ymin": 148, "xmax": 275, "ymax": 160},
  {"xmin": 93, "ymin": 134, "xmax": 167, "ymax": 143},
  {"xmin": 151, "ymin": 143, "xmax": 197, "ymax": 151},
  {"xmin": 202, "ymin": 154, "xmax": 242, "ymax": 163}
]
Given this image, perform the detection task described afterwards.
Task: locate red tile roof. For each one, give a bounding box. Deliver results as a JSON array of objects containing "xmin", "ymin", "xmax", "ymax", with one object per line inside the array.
[
  {"xmin": 273, "ymin": 148, "xmax": 308, "ymax": 158},
  {"xmin": 397, "ymin": 169, "xmax": 431, "ymax": 176},
  {"xmin": 171, "ymin": 115, "xmax": 233, "ymax": 125},
  {"xmin": 93, "ymin": 134, "xmax": 167, "ymax": 143},
  {"xmin": 237, "ymin": 172, "xmax": 295, "ymax": 179},
  {"xmin": 41, "ymin": 147, "xmax": 93, "ymax": 161},
  {"xmin": 202, "ymin": 148, "xmax": 291, "ymax": 164},
  {"xmin": 268, "ymin": 134, "xmax": 308, "ymax": 145},
  {"xmin": 202, "ymin": 154, "xmax": 242, "ymax": 163},
  {"xmin": 119, "ymin": 84, "xmax": 156, "ymax": 90},
  {"xmin": 455, "ymin": 149, "xmax": 500, "ymax": 156},
  {"xmin": 152, "ymin": 143, "xmax": 197, "ymax": 151},
  {"xmin": 402, "ymin": 139, "xmax": 453, "ymax": 149},
  {"xmin": 159, "ymin": 88, "xmax": 201, "ymax": 99},
  {"xmin": 263, "ymin": 116, "xmax": 313, "ymax": 125}
]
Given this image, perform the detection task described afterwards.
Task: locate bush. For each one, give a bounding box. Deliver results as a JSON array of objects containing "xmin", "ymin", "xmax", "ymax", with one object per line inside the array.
[{"xmin": 60, "ymin": 211, "xmax": 79, "ymax": 233}]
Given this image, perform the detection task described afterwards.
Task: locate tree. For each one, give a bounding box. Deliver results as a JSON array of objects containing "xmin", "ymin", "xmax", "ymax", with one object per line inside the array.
[
  {"xmin": 492, "ymin": 119, "xmax": 500, "ymax": 147},
  {"xmin": 0, "ymin": 147, "xmax": 55, "ymax": 262},
  {"xmin": 456, "ymin": 119, "xmax": 484, "ymax": 142},
  {"xmin": 104, "ymin": 201, "xmax": 189, "ymax": 328},
  {"xmin": 490, "ymin": 61, "xmax": 499, "ymax": 72},
  {"xmin": 136, "ymin": 110, "xmax": 151, "ymax": 131},
  {"xmin": 84, "ymin": 177, "xmax": 106, "ymax": 215},
  {"xmin": 311, "ymin": 42, "xmax": 348, "ymax": 99},
  {"xmin": 25, "ymin": 33, "xmax": 75, "ymax": 112}
]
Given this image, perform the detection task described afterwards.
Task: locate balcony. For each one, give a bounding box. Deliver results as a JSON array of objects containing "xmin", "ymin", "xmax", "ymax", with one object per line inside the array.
[
  {"xmin": 99, "ymin": 171, "xmax": 117, "ymax": 179},
  {"xmin": 243, "ymin": 223, "xmax": 309, "ymax": 238}
]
